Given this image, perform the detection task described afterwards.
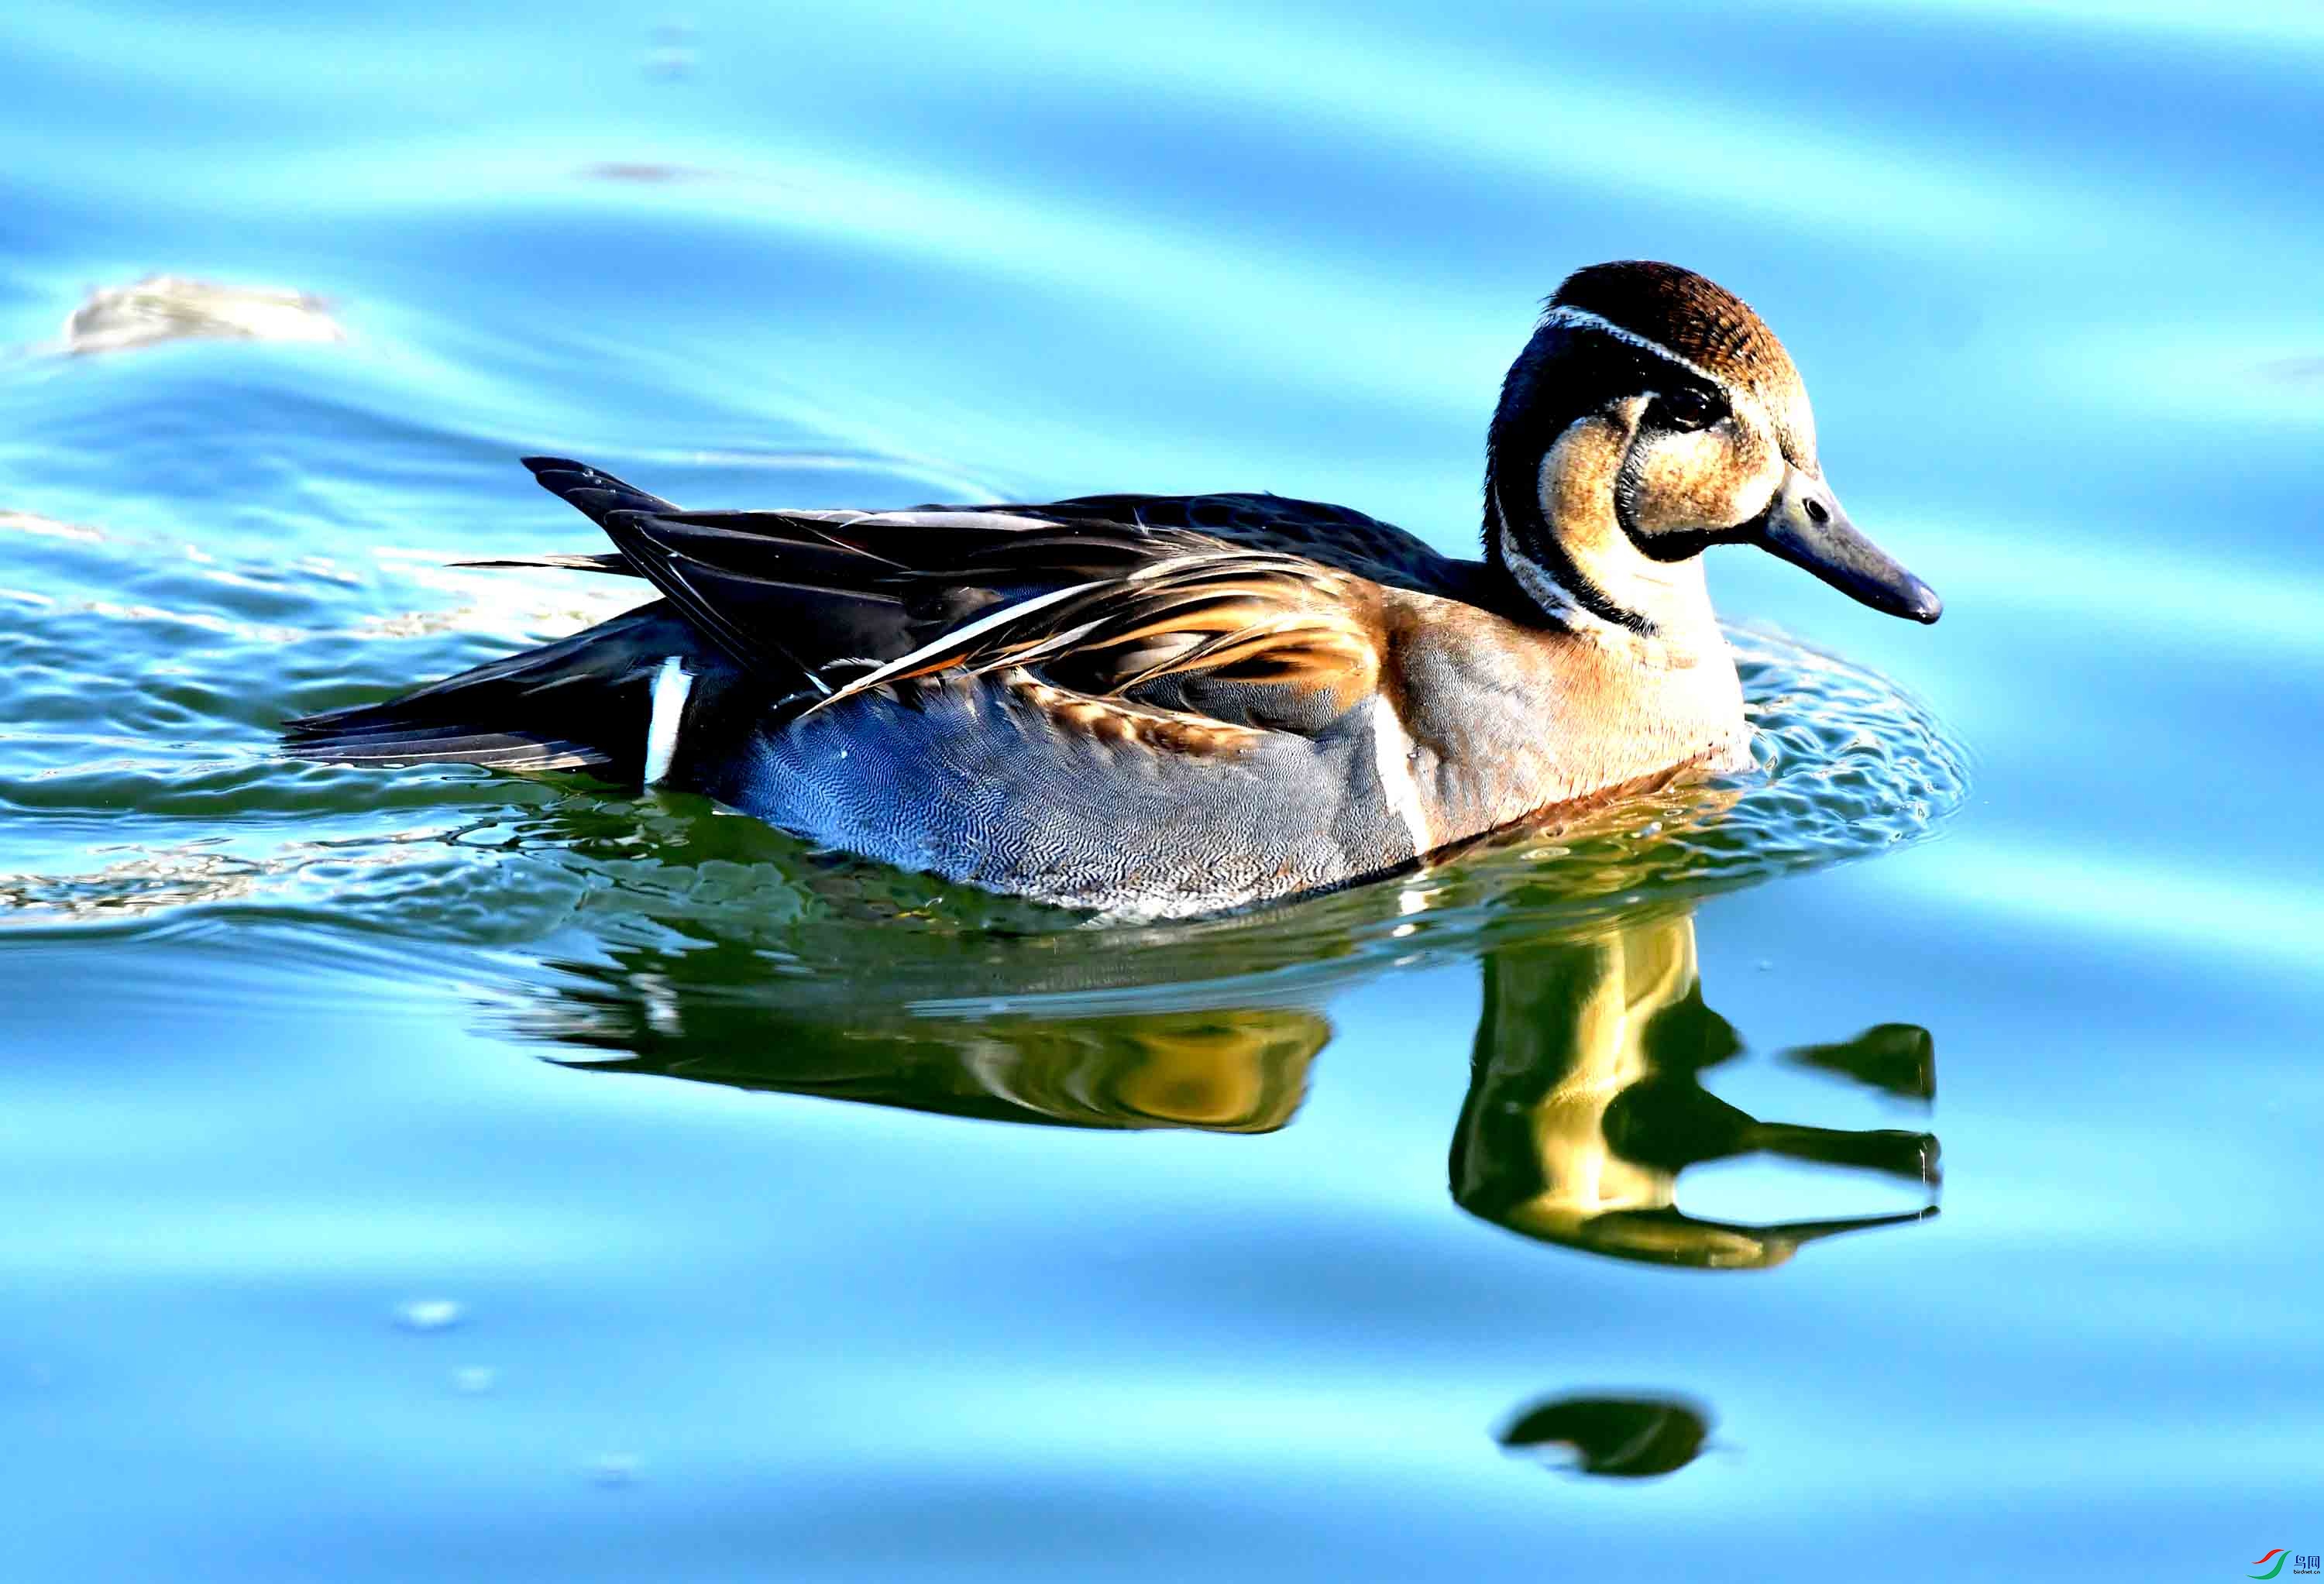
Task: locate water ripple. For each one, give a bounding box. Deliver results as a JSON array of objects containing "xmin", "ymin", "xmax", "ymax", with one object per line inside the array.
[{"xmin": 1, "ymin": 620, "xmax": 1967, "ymax": 1019}]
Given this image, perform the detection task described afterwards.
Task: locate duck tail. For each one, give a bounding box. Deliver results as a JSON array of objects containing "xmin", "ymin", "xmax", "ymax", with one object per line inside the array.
[
  {"xmin": 519, "ymin": 455, "xmax": 681, "ymax": 524},
  {"xmin": 281, "ymin": 603, "xmax": 723, "ymax": 781}
]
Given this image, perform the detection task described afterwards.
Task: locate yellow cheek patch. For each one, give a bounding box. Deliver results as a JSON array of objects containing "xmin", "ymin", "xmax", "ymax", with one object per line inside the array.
[
  {"xmin": 1536, "ymin": 414, "xmax": 1630, "ymax": 556},
  {"xmin": 1631, "ymin": 427, "xmax": 1781, "ymax": 536}
]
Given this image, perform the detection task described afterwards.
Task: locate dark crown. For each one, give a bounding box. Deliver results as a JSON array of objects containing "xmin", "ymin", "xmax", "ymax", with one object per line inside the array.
[{"xmin": 1550, "ymin": 261, "xmax": 1796, "ymax": 396}]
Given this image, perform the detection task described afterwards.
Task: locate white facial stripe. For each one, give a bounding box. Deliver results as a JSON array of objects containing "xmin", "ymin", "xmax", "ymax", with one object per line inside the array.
[
  {"xmin": 1538, "ymin": 305, "xmax": 1724, "ymax": 392},
  {"xmin": 1549, "ymin": 307, "xmax": 1814, "ymax": 471},
  {"xmin": 1504, "ymin": 419, "xmax": 1640, "ymax": 636},
  {"xmin": 1370, "ymin": 695, "xmax": 1433, "ymax": 857},
  {"xmin": 643, "ymin": 655, "xmax": 694, "ymax": 785},
  {"xmin": 1493, "ymin": 462, "xmax": 1626, "ymax": 637},
  {"xmin": 1504, "ymin": 534, "xmax": 1590, "ymax": 627}
]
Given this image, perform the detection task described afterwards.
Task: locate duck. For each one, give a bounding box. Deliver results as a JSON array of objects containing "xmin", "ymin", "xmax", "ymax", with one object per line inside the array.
[{"xmin": 286, "ymin": 260, "xmax": 1940, "ymax": 917}]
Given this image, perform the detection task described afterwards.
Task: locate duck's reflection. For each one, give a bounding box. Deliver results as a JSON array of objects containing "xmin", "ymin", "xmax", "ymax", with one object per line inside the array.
[
  {"xmin": 530, "ymin": 905, "xmax": 1937, "ymax": 1268},
  {"xmin": 1451, "ymin": 910, "xmax": 1937, "ymax": 1269},
  {"xmin": 559, "ymin": 986, "xmax": 1322, "ymax": 1133},
  {"xmin": 1497, "ymin": 1393, "xmax": 1713, "ymax": 1479},
  {"xmin": 1786, "ymin": 1020, "xmax": 1935, "ymax": 1101}
]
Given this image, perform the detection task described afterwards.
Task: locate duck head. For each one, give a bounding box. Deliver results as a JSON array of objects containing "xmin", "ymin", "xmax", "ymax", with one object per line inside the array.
[{"xmin": 1485, "ymin": 260, "xmax": 1940, "ymax": 637}]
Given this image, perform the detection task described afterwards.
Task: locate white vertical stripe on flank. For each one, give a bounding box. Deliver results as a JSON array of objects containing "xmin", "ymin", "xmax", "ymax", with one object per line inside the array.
[
  {"xmin": 643, "ymin": 655, "xmax": 694, "ymax": 785},
  {"xmin": 1371, "ymin": 696, "xmax": 1432, "ymax": 857}
]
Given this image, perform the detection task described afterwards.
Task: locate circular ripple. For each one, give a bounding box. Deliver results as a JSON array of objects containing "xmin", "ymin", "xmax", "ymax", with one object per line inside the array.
[
  {"xmin": 1449, "ymin": 621, "xmax": 1972, "ymax": 910},
  {"xmin": 5, "ymin": 621, "xmax": 1967, "ymax": 1012},
  {"xmin": 490, "ymin": 622, "xmax": 1971, "ymax": 1031}
]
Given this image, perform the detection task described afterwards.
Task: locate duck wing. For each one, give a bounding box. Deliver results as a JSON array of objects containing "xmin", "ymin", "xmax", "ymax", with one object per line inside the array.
[
  {"xmin": 797, "ymin": 541, "xmax": 1387, "ymax": 737},
  {"xmin": 517, "ymin": 457, "xmax": 1415, "ymax": 736},
  {"xmin": 1021, "ymin": 491, "xmax": 1470, "ymax": 600}
]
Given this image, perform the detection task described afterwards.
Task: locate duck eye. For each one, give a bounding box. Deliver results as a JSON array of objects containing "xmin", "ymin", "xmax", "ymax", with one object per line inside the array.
[{"xmin": 1653, "ymin": 389, "xmax": 1722, "ymax": 432}]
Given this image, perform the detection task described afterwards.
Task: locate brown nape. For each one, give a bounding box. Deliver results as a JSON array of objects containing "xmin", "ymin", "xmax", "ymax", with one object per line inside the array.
[{"xmin": 1550, "ymin": 260, "xmax": 1797, "ymax": 396}]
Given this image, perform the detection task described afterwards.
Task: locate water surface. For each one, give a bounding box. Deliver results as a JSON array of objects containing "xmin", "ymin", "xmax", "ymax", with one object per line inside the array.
[{"xmin": 4, "ymin": 2, "xmax": 2322, "ymax": 1579}]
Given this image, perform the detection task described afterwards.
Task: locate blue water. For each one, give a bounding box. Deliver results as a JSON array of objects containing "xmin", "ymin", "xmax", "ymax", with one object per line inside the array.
[{"xmin": 5, "ymin": 2, "xmax": 2322, "ymax": 1579}]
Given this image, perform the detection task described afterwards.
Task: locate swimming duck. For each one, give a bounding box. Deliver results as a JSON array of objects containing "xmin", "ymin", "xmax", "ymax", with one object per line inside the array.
[{"xmin": 286, "ymin": 260, "xmax": 1939, "ymax": 916}]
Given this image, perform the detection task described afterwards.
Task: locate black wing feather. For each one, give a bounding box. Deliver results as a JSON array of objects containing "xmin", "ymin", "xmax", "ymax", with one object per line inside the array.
[
  {"xmin": 514, "ymin": 459, "xmax": 1469, "ymax": 691},
  {"xmin": 286, "ymin": 459, "xmax": 1469, "ymax": 779},
  {"xmin": 283, "ymin": 603, "xmax": 710, "ymax": 775}
]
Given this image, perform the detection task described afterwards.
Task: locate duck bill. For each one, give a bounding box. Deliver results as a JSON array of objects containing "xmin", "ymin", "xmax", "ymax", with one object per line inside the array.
[{"xmin": 1753, "ymin": 466, "xmax": 1941, "ymax": 624}]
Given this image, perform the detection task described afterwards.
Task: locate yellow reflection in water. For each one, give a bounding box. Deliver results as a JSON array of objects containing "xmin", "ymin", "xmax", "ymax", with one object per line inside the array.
[
  {"xmin": 1451, "ymin": 910, "xmax": 1937, "ymax": 1270},
  {"xmin": 541, "ymin": 906, "xmax": 1936, "ymax": 1269}
]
